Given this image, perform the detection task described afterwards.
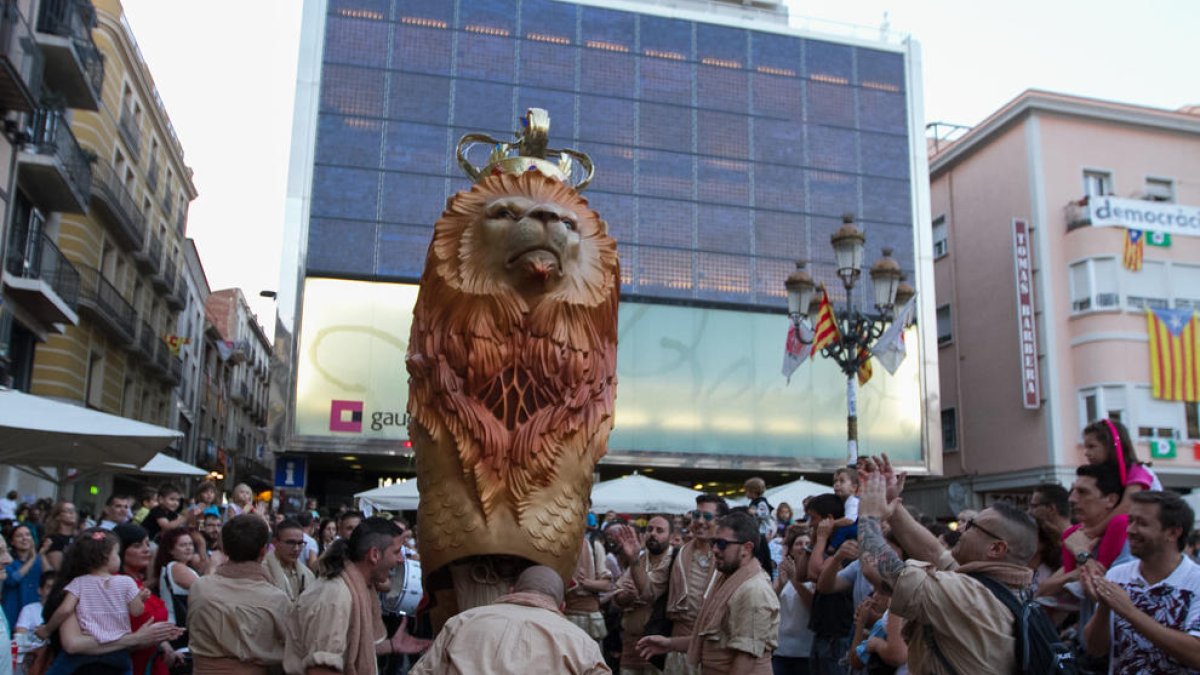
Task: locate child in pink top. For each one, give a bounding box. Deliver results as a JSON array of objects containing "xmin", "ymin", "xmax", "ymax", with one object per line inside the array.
[
  {"xmin": 1077, "ymin": 418, "xmax": 1162, "ymax": 567},
  {"xmin": 40, "ymin": 529, "xmax": 148, "ymax": 673}
]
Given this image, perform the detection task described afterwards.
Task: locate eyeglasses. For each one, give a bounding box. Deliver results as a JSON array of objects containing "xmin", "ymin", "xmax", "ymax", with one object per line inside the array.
[
  {"xmin": 279, "ymin": 539, "xmax": 305, "ymax": 548},
  {"xmin": 690, "ymin": 510, "xmax": 715, "ymax": 522},
  {"xmin": 711, "ymin": 538, "xmax": 748, "ymax": 551},
  {"xmin": 964, "ymin": 518, "xmax": 1004, "ymax": 541}
]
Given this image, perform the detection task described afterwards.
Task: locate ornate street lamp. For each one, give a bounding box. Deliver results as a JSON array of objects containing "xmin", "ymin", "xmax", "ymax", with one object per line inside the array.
[{"xmin": 784, "ymin": 214, "xmax": 912, "ymax": 467}]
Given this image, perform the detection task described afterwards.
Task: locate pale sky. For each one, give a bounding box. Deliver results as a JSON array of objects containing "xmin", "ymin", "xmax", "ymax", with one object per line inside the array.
[{"xmin": 120, "ymin": 0, "xmax": 1198, "ymax": 330}]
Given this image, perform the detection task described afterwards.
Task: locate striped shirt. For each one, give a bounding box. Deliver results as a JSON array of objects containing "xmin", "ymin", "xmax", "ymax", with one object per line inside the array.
[{"xmin": 65, "ymin": 574, "xmax": 138, "ymax": 644}]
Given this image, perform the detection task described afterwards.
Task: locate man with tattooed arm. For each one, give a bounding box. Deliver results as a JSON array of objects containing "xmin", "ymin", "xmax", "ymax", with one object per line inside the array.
[{"xmin": 855, "ymin": 456, "xmax": 1039, "ymax": 675}]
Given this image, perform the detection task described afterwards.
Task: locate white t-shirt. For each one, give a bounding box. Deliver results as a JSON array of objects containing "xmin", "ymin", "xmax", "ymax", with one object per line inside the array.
[
  {"xmin": 837, "ymin": 559, "xmax": 876, "ymax": 609},
  {"xmin": 0, "ymin": 498, "xmax": 17, "ymax": 521},
  {"xmin": 776, "ymin": 581, "xmax": 815, "ymax": 658},
  {"xmin": 843, "ymin": 495, "xmax": 860, "ymax": 521},
  {"xmin": 15, "ymin": 601, "xmax": 45, "ymax": 649},
  {"xmin": 301, "ymin": 532, "xmax": 319, "ymax": 564},
  {"xmin": 1105, "ymin": 555, "xmax": 1200, "ymax": 674}
]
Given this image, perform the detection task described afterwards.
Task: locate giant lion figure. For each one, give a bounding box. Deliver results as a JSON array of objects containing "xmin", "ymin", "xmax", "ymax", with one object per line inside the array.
[{"xmin": 406, "ymin": 169, "xmax": 619, "ymax": 629}]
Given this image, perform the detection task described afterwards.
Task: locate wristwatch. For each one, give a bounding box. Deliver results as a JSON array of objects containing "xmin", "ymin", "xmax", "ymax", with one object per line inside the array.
[{"xmin": 1075, "ymin": 550, "xmax": 1093, "ymax": 565}]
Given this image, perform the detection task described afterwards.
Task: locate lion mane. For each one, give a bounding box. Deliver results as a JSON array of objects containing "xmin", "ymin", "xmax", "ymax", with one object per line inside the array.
[{"xmin": 407, "ymin": 171, "xmax": 619, "ymax": 539}]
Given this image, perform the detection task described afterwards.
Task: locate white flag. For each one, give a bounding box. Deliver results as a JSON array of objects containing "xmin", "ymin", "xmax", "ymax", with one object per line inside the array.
[
  {"xmin": 872, "ymin": 296, "xmax": 916, "ymax": 375},
  {"xmin": 781, "ymin": 322, "xmax": 812, "ymax": 384}
]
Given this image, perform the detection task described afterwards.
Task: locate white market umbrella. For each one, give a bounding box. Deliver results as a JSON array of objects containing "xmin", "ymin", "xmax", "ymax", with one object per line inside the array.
[
  {"xmin": 763, "ymin": 477, "xmax": 832, "ymax": 510},
  {"xmin": 590, "ymin": 473, "xmax": 702, "ymax": 515},
  {"xmin": 106, "ymin": 452, "xmax": 208, "ymax": 477},
  {"xmin": 357, "ymin": 480, "xmax": 420, "ymax": 512},
  {"xmin": 0, "ymin": 389, "xmax": 181, "ymax": 480}
]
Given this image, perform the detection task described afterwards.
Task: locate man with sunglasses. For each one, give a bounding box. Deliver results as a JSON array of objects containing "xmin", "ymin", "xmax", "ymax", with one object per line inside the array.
[
  {"xmin": 855, "ymin": 455, "xmax": 1038, "ymax": 674},
  {"xmin": 658, "ymin": 495, "xmax": 728, "ymax": 675},
  {"xmin": 637, "ymin": 511, "xmax": 779, "ymax": 674}
]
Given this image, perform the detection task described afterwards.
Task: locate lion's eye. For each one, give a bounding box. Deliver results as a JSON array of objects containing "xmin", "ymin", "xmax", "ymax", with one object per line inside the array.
[
  {"xmin": 562, "ymin": 219, "xmax": 577, "ymax": 232},
  {"xmin": 494, "ymin": 208, "xmax": 516, "ymax": 220}
]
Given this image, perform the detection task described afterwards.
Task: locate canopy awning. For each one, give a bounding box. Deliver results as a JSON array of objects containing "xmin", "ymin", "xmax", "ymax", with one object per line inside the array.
[
  {"xmin": 590, "ymin": 473, "xmax": 703, "ymax": 515},
  {"xmin": 356, "ymin": 480, "xmax": 419, "ymax": 511},
  {"xmin": 0, "ymin": 389, "xmax": 181, "ymax": 471},
  {"xmin": 106, "ymin": 452, "xmax": 208, "ymax": 477},
  {"xmin": 763, "ymin": 477, "xmax": 832, "ymax": 509}
]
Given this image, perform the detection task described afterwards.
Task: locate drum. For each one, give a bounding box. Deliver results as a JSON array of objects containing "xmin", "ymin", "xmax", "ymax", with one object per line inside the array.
[{"xmin": 381, "ymin": 558, "xmax": 422, "ymax": 616}]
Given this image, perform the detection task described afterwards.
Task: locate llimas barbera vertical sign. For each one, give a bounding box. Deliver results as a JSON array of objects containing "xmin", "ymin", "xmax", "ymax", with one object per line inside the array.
[{"xmin": 1012, "ymin": 219, "xmax": 1040, "ymax": 409}]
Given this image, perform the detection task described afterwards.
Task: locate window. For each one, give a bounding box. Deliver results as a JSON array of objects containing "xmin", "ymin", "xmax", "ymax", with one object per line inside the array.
[
  {"xmin": 1187, "ymin": 402, "xmax": 1199, "ymax": 440},
  {"xmin": 936, "ymin": 305, "xmax": 952, "ymax": 345},
  {"xmin": 942, "ymin": 408, "xmax": 957, "ymax": 451},
  {"xmin": 1079, "ymin": 385, "xmax": 1126, "ymax": 427},
  {"xmin": 1172, "ymin": 264, "xmax": 1200, "ymax": 311},
  {"xmin": 1069, "ymin": 258, "xmax": 1119, "ymax": 312},
  {"xmin": 1133, "ymin": 386, "xmax": 1180, "ymax": 440},
  {"xmin": 1126, "ymin": 261, "xmax": 1168, "ymax": 310},
  {"xmin": 932, "ymin": 215, "xmax": 948, "ymax": 258},
  {"xmin": 85, "ymin": 353, "xmax": 105, "ymax": 408},
  {"xmin": 1144, "ymin": 177, "xmax": 1174, "ymax": 202},
  {"xmin": 1083, "ymin": 170, "xmax": 1111, "ymax": 198}
]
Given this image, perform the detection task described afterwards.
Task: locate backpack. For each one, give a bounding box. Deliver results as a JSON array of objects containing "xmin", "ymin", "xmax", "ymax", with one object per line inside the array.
[{"xmin": 966, "ymin": 573, "xmax": 1077, "ymax": 675}]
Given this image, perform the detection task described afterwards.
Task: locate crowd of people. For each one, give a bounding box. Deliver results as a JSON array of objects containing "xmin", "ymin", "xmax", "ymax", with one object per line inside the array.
[{"xmin": 0, "ymin": 417, "xmax": 1196, "ymax": 674}]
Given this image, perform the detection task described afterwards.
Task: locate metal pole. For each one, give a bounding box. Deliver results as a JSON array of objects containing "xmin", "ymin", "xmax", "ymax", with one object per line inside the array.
[{"xmin": 846, "ymin": 371, "xmax": 858, "ymax": 468}]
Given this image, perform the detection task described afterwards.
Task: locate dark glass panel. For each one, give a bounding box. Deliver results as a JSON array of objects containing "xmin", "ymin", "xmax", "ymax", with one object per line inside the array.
[
  {"xmin": 754, "ymin": 164, "xmax": 803, "ymax": 212},
  {"xmin": 697, "ymin": 110, "xmax": 748, "ymax": 160},
  {"xmin": 806, "ymin": 80, "xmax": 854, "ymax": 126},
  {"xmin": 379, "ymin": 172, "xmax": 448, "ymax": 226},
  {"xmin": 753, "ymin": 210, "xmax": 805, "ymax": 261},
  {"xmin": 382, "ymin": 121, "xmax": 450, "ymax": 175},
  {"xmin": 808, "ymin": 170, "xmax": 858, "ymax": 218},
  {"xmin": 751, "ymin": 32, "xmax": 801, "ymax": 74},
  {"xmin": 393, "ymin": 24, "xmax": 453, "ymax": 75},
  {"xmin": 328, "ymin": 0, "xmax": 389, "ymax": 19},
  {"xmin": 311, "ymin": 166, "xmax": 379, "ymax": 221},
  {"xmin": 635, "ymin": 245, "xmax": 694, "ymax": 298},
  {"xmin": 520, "ymin": 0, "xmax": 577, "ymax": 37},
  {"xmin": 639, "ymin": 15, "xmax": 691, "ymax": 59},
  {"xmin": 519, "ymin": 41, "xmax": 577, "ymax": 89},
  {"xmin": 753, "ymin": 256, "xmax": 792, "ymax": 306},
  {"xmin": 860, "ymin": 177, "xmax": 911, "ymax": 225},
  {"xmin": 752, "ymin": 119, "xmax": 803, "ymax": 166},
  {"xmin": 696, "ymin": 24, "xmax": 746, "ymax": 64},
  {"xmin": 451, "ymin": 81, "xmax": 514, "ymax": 134},
  {"xmin": 697, "ymin": 157, "xmax": 749, "ymax": 206},
  {"xmin": 307, "ymin": 218, "xmax": 378, "ymax": 275},
  {"xmin": 377, "ymin": 223, "xmax": 434, "ymax": 278},
  {"xmin": 696, "ymin": 205, "xmax": 750, "ymax": 254},
  {"xmin": 859, "ymin": 132, "xmax": 909, "ymax": 179},
  {"xmin": 805, "ymin": 40, "xmax": 853, "ymax": 81},
  {"xmin": 638, "ymin": 149, "xmax": 693, "ymax": 200},
  {"xmin": 581, "ymin": 5, "xmax": 635, "ymax": 44},
  {"xmin": 751, "ymin": 73, "xmax": 802, "ymax": 119},
  {"xmin": 697, "ymin": 251, "xmax": 752, "ymax": 302},
  {"xmin": 638, "ymin": 197, "xmax": 694, "ymax": 248},
  {"xmin": 579, "ymin": 95, "xmax": 635, "ymax": 146},
  {"xmin": 858, "ymin": 89, "xmax": 908, "ymax": 134},
  {"xmin": 640, "ymin": 102, "xmax": 692, "ymax": 152},
  {"xmin": 856, "ymin": 47, "xmax": 905, "ymax": 91},
  {"xmin": 586, "ymin": 143, "xmax": 635, "ymax": 194},
  {"xmin": 580, "ymin": 51, "xmax": 635, "ymax": 97},
  {"xmin": 639, "ymin": 57, "xmax": 692, "ymax": 105},
  {"xmin": 325, "ymin": 16, "xmax": 389, "ymax": 68},
  {"xmin": 696, "ymin": 64, "xmax": 747, "ymax": 113},
  {"xmin": 394, "ymin": 0, "xmax": 452, "ymax": 22},
  {"xmin": 315, "ymin": 115, "xmax": 383, "ymax": 168},
  {"xmin": 321, "ymin": 65, "xmax": 386, "ymax": 117},
  {"xmin": 456, "ymin": 32, "xmax": 517, "ymax": 82},
  {"xmin": 388, "ymin": 73, "xmax": 451, "ymax": 123},
  {"xmin": 457, "ymin": 0, "xmax": 516, "ymax": 32},
  {"xmin": 587, "ymin": 192, "xmax": 636, "ymax": 244},
  {"xmin": 806, "ymin": 124, "xmax": 858, "ymax": 173}
]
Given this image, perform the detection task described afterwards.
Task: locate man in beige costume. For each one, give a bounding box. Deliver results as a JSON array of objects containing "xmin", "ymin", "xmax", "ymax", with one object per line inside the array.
[
  {"xmin": 661, "ymin": 495, "xmax": 726, "ymax": 675},
  {"xmin": 188, "ymin": 515, "xmax": 291, "ymax": 675},
  {"xmin": 410, "ymin": 565, "xmax": 610, "ymax": 674},
  {"xmin": 612, "ymin": 516, "xmax": 674, "ymax": 675},
  {"xmin": 263, "ymin": 519, "xmax": 315, "ymax": 602},
  {"xmin": 567, "ymin": 529, "xmax": 613, "ymax": 642}
]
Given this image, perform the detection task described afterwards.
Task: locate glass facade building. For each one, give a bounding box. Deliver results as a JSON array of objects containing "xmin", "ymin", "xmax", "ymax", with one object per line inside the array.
[
  {"xmin": 308, "ymin": 0, "xmax": 914, "ymax": 307},
  {"xmin": 282, "ymin": 0, "xmax": 936, "ymax": 477}
]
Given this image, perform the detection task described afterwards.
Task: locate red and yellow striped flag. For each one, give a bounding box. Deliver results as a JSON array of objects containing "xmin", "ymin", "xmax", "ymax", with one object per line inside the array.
[
  {"xmin": 1146, "ymin": 308, "xmax": 1200, "ymax": 401},
  {"xmin": 1123, "ymin": 229, "xmax": 1144, "ymax": 272},
  {"xmin": 857, "ymin": 356, "xmax": 873, "ymax": 385},
  {"xmin": 810, "ymin": 287, "xmax": 840, "ymax": 356}
]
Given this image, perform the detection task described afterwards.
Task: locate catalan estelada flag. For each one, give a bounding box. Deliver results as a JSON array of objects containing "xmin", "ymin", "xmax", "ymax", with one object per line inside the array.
[
  {"xmin": 1146, "ymin": 308, "xmax": 1200, "ymax": 401},
  {"xmin": 811, "ymin": 287, "xmax": 840, "ymax": 356},
  {"xmin": 857, "ymin": 355, "xmax": 873, "ymax": 385},
  {"xmin": 1123, "ymin": 229, "xmax": 1144, "ymax": 272}
]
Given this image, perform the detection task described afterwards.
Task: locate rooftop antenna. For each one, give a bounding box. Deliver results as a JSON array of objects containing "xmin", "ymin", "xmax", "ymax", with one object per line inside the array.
[{"xmin": 880, "ymin": 11, "xmax": 891, "ymax": 38}]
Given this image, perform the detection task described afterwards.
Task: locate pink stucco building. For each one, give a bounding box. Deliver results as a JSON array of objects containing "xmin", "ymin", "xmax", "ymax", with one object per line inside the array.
[{"xmin": 909, "ymin": 90, "xmax": 1200, "ymax": 514}]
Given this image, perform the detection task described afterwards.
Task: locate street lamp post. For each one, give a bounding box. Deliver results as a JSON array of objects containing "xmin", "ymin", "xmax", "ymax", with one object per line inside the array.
[{"xmin": 784, "ymin": 214, "xmax": 914, "ymax": 468}]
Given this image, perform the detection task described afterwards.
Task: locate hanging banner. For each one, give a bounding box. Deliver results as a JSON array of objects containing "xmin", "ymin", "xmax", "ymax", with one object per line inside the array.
[
  {"xmin": 1012, "ymin": 219, "xmax": 1040, "ymax": 409},
  {"xmin": 1087, "ymin": 196, "xmax": 1200, "ymax": 238}
]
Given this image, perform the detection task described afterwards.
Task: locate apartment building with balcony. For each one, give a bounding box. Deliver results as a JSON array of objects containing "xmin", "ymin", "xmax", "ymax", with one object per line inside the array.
[
  {"xmin": 203, "ymin": 288, "xmax": 271, "ymax": 489},
  {"xmin": 174, "ymin": 237, "xmax": 208, "ymax": 465},
  {"xmin": 907, "ymin": 90, "xmax": 1200, "ymax": 515},
  {"xmin": 0, "ymin": 0, "xmax": 198, "ymax": 496}
]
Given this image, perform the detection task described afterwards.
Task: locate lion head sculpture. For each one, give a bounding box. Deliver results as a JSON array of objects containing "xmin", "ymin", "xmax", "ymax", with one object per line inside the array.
[{"xmin": 407, "ymin": 170, "xmax": 619, "ymax": 585}]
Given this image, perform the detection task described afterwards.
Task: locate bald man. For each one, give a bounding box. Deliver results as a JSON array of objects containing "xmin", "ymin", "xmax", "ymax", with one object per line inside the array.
[{"xmin": 410, "ymin": 565, "xmax": 610, "ymax": 675}]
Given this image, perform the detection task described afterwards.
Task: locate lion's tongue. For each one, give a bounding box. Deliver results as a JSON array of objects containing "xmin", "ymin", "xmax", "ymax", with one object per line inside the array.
[{"xmin": 519, "ymin": 250, "xmax": 559, "ymax": 281}]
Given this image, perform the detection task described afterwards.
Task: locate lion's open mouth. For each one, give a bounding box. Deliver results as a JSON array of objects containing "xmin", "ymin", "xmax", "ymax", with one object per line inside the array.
[{"xmin": 506, "ymin": 246, "xmax": 562, "ymax": 268}]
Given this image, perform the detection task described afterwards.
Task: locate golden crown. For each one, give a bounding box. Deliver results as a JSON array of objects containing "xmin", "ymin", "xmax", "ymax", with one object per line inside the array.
[{"xmin": 455, "ymin": 108, "xmax": 594, "ymax": 190}]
